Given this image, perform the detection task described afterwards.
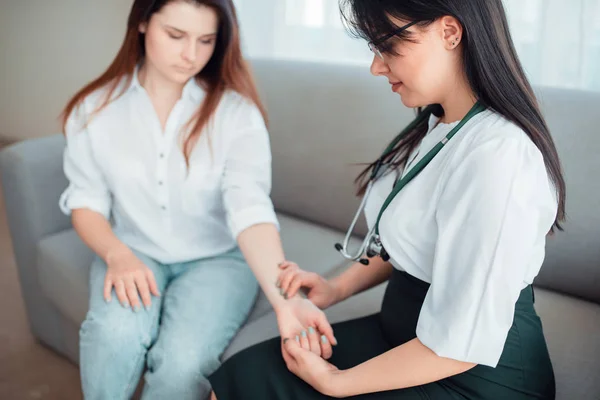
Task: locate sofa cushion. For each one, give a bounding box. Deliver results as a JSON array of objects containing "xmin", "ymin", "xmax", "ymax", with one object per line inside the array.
[
  {"xmin": 36, "ymin": 212, "xmax": 361, "ymax": 327},
  {"xmin": 534, "ymin": 287, "xmax": 600, "ymax": 399},
  {"xmin": 36, "ymin": 228, "xmax": 93, "ymax": 326}
]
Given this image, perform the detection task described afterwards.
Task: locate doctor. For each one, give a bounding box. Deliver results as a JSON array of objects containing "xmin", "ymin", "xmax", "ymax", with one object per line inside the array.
[{"xmin": 208, "ymin": 0, "xmax": 565, "ymax": 398}]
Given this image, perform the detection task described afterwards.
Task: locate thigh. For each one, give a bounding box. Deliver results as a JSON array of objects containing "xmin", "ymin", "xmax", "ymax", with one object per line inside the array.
[
  {"xmin": 210, "ymin": 314, "xmax": 446, "ymax": 400},
  {"xmin": 85, "ymin": 250, "xmax": 168, "ymax": 344},
  {"xmin": 151, "ymin": 248, "xmax": 259, "ymax": 362}
]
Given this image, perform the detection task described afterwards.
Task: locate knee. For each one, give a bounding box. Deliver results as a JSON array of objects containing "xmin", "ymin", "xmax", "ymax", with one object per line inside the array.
[
  {"xmin": 149, "ymin": 338, "xmax": 221, "ymax": 385},
  {"xmin": 80, "ymin": 306, "xmax": 149, "ymax": 351}
]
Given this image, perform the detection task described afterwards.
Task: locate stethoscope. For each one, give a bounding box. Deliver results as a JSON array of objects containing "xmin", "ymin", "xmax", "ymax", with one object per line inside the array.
[{"xmin": 335, "ymin": 101, "xmax": 487, "ymax": 265}]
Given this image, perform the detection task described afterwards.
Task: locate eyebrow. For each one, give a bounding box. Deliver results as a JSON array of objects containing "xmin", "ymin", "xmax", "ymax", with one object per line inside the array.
[{"xmin": 163, "ymin": 24, "xmax": 217, "ymax": 38}]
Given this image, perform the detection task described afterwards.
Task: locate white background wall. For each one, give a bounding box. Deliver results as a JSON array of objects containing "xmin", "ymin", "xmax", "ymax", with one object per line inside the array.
[{"xmin": 1, "ymin": 0, "xmax": 598, "ymax": 142}]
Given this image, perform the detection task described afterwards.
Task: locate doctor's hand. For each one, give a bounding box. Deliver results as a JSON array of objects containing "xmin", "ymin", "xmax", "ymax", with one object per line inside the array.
[
  {"xmin": 282, "ymin": 335, "xmax": 346, "ymax": 397},
  {"xmin": 278, "ymin": 261, "xmax": 341, "ymax": 310},
  {"xmin": 275, "ymin": 297, "xmax": 337, "ymax": 360}
]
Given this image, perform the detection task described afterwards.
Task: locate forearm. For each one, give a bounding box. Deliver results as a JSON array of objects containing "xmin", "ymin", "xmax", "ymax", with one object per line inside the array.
[
  {"xmin": 72, "ymin": 208, "xmax": 128, "ymax": 262},
  {"xmin": 335, "ymin": 338, "xmax": 475, "ymax": 397},
  {"xmin": 236, "ymin": 223, "xmax": 294, "ymax": 311},
  {"xmin": 330, "ymin": 257, "xmax": 393, "ymax": 304}
]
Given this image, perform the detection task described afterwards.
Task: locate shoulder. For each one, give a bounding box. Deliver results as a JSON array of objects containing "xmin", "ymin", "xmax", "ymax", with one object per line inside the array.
[
  {"xmin": 457, "ymin": 110, "xmax": 544, "ymax": 168},
  {"xmin": 216, "ymin": 90, "xmax": 266, "ymax": 128},
  {"xmin": 66, "ymin": 76, "xmax": 133, "ymax": 131}
]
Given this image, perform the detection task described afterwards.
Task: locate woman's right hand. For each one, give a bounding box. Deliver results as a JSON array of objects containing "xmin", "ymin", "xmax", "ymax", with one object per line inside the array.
[
  {"xmin": 277, "ymin": 261, "xmax": 341, "ymax": 310},
  {"xmin": 103, "ymin": 247, "xmax": 160, "ymax": 311}
]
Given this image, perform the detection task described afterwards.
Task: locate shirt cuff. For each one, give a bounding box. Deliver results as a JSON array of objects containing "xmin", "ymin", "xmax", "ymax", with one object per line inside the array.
[
  {"xmin": 227, "ymin": 204, "xmax": 280, "ymax": 238},
  {"xmin": 59, "ymin": 188, "xmax": 111, "ymax": 220},
  {"xmin": 416, "ymin": 322, "xmax": 505, "ymax": 368}
]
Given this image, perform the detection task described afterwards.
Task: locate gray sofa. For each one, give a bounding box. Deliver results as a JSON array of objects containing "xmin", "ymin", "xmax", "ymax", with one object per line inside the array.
[{"xmin": 1, "ymin": 59, "xmax": 599, "ymax": 399}]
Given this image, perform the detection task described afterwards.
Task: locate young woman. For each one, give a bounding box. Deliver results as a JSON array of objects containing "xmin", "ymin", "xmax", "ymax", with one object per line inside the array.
[
  {"xmin": 208, "ymin": 0, "xmax": 564, "ymax": 398},
  {"xmin": 59, "ymin": 1, "xmax": 335, "ymax": 399}
]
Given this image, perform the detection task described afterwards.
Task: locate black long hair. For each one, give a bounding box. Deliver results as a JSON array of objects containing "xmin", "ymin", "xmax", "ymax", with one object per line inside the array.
[{"xmin": 342, "ymin": 0, "xmax": 566, "ymax": 231}]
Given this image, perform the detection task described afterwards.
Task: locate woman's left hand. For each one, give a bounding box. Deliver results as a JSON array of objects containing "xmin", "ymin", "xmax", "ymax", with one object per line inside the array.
[
  {"xmin": 275, "ymin": 297, "xmax": 337, "ymax": 359},
  {"xmin": 282, "ymin": 337, "xmax": 346, "ymax": 397}
]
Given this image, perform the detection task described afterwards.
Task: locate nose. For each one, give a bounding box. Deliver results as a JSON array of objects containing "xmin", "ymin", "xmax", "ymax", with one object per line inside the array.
[
  {"xmin": 370, "ymin": 54, "xmax": 389, "ymax": 77},
  {"xmin": 182, "ymin": 39, "xmax": 197, "ymax": 63}
]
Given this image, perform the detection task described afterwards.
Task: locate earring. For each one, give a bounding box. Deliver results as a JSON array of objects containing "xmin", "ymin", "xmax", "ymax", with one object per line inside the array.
[{"xmin": 452, "ymin": 37, "xmax": 459, "ymax": 46}]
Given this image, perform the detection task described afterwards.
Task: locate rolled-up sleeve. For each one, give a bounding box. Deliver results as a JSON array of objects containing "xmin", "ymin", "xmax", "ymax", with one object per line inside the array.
[
  {"xmin": 222, "ymin": 100, "xmax": 279, "ymax": 238},
  {"xmin": 415, "ymin": 135, "xmax": 557, "ymax": 367},
  {"xmin": 59, "ymin": 106, "xmax": 112, "ymax": 219}
]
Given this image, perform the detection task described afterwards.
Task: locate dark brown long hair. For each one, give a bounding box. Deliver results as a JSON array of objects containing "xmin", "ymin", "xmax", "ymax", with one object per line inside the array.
[
  {"xmin": 342, "ymin": 0, "xmax": 566, "ymax": 231},
  {"xmin": 61, "ymin": 0, "xmax": 267, "ymax": 165}
]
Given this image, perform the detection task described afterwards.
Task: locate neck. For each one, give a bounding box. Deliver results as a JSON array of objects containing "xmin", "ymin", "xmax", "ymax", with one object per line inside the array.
[
  {"xmin": 138, "ymin": 64, "xmax": 185, "ymax": 103},
  {"xmin": 438, "ymin": 76, "xmax": 477, "ymax": 124}
]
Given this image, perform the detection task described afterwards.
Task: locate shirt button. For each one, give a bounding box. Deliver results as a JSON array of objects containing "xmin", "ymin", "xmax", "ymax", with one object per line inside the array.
[
  {"xmin": 161, "ymin": 205, "xmax": 166, "ymax": 210},
  {"xmin": 158, "ymin": 181, "xmax": 163, "ymax": 186},
  {"xmin": 159, "ymin": 153, "xmax": 165, "ymax": 159}
]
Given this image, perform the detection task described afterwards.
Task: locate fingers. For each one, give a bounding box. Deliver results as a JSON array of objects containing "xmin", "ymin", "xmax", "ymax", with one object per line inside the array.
[
  {"xmin": 307, "ymin": 327, "xmax": 322, "ymax": 357},
  {"xmin": 286, "ymin": 272, "xmax": 317, "ymax": 299},
  {"xmin": 114, "ymin": 280, "xmax": 129, "ymax": 308},
  {"xmin": 103, "ymin": 276, "xmax": 113, "ymax": 303},
  {"xmin": 278, "ymin": 260, "xmax": 298, "ymax": 271},
  {"xmin": 319, "ymin": 333, "xmax": 333, "ymax": 360},
  {"xmin": 281, "ymin": 339, "xmax": 296, "ymax": 371},
  {"xmin": 299, "ymin": 329, "xmax": 311, "ymax": 351},
  {"xmin": 146, "ymin": 269, "xmax": 161, "ymax": 297},
  {"xmin": 125, "ymin": 277, "xmax": 141, "ymax": 311},
  {"xmin": 283, "ymin": 336, "xmax": 303, "ymax": 361},
  {"xmin": 315, "ymin": 313, "xmax": 338, "ymax": 347},
  {"xmin": 279, "ymin": 267, "xmax": 300, "ymax": 296},
  {"xmin": 135, "ymin": 274, "xmax": 152, "ymax": 310}
]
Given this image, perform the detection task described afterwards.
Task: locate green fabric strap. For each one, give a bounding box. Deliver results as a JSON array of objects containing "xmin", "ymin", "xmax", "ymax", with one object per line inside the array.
[{"xmin": 374, "ymin": 102, "xmax": 486, "ymax": 234}]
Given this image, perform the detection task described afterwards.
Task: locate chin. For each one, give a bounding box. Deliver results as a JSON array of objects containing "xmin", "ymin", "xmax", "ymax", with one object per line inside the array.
[{"xmin": 398, "ymin": 94, "xmax": 426, "ymax": 109}]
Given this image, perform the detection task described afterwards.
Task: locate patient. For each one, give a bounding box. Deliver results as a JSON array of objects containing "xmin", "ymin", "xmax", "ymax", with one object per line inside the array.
[{"xmin": 58, "ymin": 0, "xmax": 334, "ymax": 398}]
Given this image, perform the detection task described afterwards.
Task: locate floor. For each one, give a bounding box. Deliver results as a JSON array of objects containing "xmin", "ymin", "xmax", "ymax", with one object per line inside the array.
[{"xmin": 0, "ymin": 161, "xmax": 82, "ymax": 399}]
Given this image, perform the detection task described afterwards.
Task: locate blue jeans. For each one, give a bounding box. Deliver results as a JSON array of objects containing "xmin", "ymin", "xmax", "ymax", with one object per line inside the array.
[{"xmin": 79, "ymin": 247, "xmax": 259, "ymax": 400}]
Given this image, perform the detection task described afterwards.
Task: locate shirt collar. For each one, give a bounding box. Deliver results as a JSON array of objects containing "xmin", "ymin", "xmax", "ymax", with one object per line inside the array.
[{"xmin": 128, "ymin": 65, "xmax": 205, "ymax": 102}]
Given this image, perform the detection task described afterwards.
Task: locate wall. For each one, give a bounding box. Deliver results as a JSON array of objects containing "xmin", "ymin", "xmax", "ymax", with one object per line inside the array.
[{"xmin": 0, "ymin": 0, "xmax": 133, "ymax": 141}]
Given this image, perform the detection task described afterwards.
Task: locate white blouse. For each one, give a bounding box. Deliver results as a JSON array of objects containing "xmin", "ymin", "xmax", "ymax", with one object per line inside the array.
[
  {"xmin": 364, "ymin": 109, "xmax": 558, "ymax": 367},
  {"xmin": 59, "ymin": 69, "xmax": 278, "ymax": 264}
]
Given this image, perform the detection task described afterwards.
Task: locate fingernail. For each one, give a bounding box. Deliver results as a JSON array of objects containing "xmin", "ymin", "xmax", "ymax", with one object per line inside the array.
[
  {"xmin": 144, "ymin": 304, "xmax": 151, "ymax": 311},
  {"xmin": 276, "ymin": 281, "xmax": 281, "ymax": 288},
  {"xmin": 283, "ymin": 338, "xmax": 289, "ymax": 344},
  {"xmin": 301, "ymin": 330, "xmax": 307, "ymax": 338},
  {"xmin": 308, "ymin": 327, "xmax": 315, "ymax": 335},
  {"xmin": 295, "ymin": 335, "xmax": 300, "ymax": 343},
  {"xmin": 105, "ymin": 297, "xmax": 111, "ymax": 303},
  {"xmin": 333, "ymin": 336, "xmax": 338, "ymax": 346},
  {"xmin": 134, "ymin": 305, "xmax": 141, "ymax": 313},
  {"xmin": 283, "ymin": 293, "xmax": 288, "ymax": 300},
  {"xmin": 121, "ymin": 301, "xmax": 129, "ymax": 309},
  {"xmin": 321, "ymin": 335, "xmax": 328, "ymax": 344}
]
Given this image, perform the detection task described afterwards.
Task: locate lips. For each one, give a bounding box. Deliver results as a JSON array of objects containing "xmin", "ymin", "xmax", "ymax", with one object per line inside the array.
[{"xmin": 390, "ymin": 81, "xmax": 403, "ymax": 91}]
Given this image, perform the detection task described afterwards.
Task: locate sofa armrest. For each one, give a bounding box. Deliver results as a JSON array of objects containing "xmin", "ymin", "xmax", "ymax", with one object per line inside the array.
[{"xmin": 0, "ymin": 134, "xmax": 72, "ymax": 338}]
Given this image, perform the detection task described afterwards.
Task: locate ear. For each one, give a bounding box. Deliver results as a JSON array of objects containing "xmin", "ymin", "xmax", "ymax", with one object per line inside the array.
[
  {"xmin": 439, "ymin": 16, "xmax": 463, "ymax": 49},
  {"xmin": 139, "ymin": 22, "xmax": 148, "ymax": 34}
]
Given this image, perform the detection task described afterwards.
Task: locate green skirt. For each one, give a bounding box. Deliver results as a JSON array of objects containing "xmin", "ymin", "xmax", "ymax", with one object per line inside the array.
[{"xmin": 209, "ymin": 269, "xmax": 555, "ymax": 399}]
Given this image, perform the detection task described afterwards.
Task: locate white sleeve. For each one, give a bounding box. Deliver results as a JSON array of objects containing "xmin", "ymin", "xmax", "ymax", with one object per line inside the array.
[
  {"xmin": 222, "ymin": 100, "xmax": 279, "ymax": 238},
  {"xmin": 59, "ymin": 106, "xmax": 112, "ymax": 219},
  {"xmin": 416, "ymin": 135, "xmax": 557, "ymax": 367}
]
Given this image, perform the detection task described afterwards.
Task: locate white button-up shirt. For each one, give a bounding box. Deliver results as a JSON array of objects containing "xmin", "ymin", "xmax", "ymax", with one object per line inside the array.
[
  {"xmin": 60, "ymin": 70, "xmax": 278, "ymax": 264},
  {"xmin": 364, "ymin": 110, "xmax": 558, "ymax": 367}
]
